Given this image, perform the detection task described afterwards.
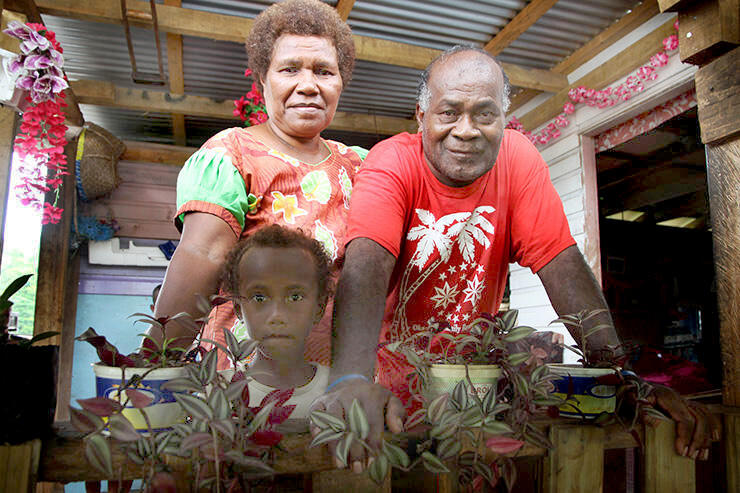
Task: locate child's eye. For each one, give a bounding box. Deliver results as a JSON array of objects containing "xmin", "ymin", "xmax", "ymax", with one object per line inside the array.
[
  {"xmin": 251, "ymin": 293, "xmax": 267, "ymax": 303},
  {"xmin": 288, "ymin": 293, "xmax": 304, "ymax": 302}
]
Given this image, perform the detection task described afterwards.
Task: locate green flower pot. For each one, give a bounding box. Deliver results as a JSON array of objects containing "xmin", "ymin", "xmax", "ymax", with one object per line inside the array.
[{"xmin": 425, "ymin": 364, "xmax": 502, "ymax": 402}]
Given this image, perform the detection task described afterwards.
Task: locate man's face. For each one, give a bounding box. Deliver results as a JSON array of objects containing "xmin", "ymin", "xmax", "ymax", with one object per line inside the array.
[{"xmin": 416, "ymin": 52, "xmax": 506, "ymax": 187}]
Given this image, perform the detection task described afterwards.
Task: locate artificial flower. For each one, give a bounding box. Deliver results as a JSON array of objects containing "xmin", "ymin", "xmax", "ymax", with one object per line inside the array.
[{"xmin": 663, "ymin": 34, "xmax": 679, "ymax": 51}]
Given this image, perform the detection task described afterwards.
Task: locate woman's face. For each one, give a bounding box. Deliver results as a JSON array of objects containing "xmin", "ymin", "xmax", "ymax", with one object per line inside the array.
[{"xmin": 262, "ymin": 34, "xmax": 343, "ymax": 139}]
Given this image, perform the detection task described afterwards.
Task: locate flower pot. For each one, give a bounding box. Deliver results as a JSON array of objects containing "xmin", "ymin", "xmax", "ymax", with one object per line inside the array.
[
  {"xmin": 0, "ymin": 344, "xmax": 58, "ymax": 444},
  {"xmin": 547, "ymin": 364, "xmax": 617, "ymax": 419},
  {"xmin": 93, "ymin": 363, "xmax": 188, "ymax": 432},
  {"xmin": 425, "ymin": 364, "xmax": 502, "ymax": 402}
]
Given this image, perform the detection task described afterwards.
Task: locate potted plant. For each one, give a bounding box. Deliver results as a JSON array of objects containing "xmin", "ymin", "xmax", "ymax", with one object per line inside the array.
[
  {"xmin": 71, "ymin": 328, "xmax": 296, "ymax": 492},
  {"xmin": 75, "ymin": 311, "xmax": 202, "ymax": 432},
  {"xmin": 0, "ymin": 274, "xmax": 60, "ymax": 445},
  {"xmin": 310, "ymin": 310, "xmax": 562, "ymax": 491}
]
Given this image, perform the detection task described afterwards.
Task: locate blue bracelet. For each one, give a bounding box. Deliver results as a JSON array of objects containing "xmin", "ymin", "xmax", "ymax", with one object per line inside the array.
[
  {"xmin": 326, "ymin": 374, "xmax": 369, "ymax": 392},
  {"xmin": 621, "ymin": 369, "xmax": 638, "ymax": 378}
]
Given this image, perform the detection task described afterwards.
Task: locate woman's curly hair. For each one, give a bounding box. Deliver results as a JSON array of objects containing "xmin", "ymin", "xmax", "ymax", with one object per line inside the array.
[
  {"xmin": 246, "ymin": 0, "xmax": 355, "ymax": 92},
  {"xmin": 221, "ymin": 224, "xmax": 332, "ymax": 308}
]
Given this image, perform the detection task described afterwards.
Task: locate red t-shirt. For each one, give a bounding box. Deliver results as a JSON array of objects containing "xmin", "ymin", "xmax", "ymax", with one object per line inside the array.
[{"xmin": 345, "ymin": 130, "xmax": 575, "ymax": 404}]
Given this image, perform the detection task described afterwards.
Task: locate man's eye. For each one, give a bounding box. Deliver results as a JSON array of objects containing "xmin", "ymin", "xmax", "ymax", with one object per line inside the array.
[
  {"xmin": 281, "ymin": 66, "xmax": 298, "ymax": 73},
  {"xmin": 316, "ymin": 68, "xmax": 333, "ymax": 76},
  {"xmin": 288, "ymin": 293, "xmax": 304, "ymax": 302}
]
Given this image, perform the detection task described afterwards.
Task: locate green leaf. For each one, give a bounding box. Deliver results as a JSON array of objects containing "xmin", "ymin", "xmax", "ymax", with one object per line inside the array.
[
  {"xmin": 309, "ymin": 410, "xmax": 347, "ymax": 432},
  {"xmin": 460, "ymin": 407, "xmax": 483, "ymax": 428},
  {"xmin": 223, "ymin": 328, "xmax": 241, "ymax": 360},
  {"xmin": 249, "ymin": 400, "xmax": 276, "ymax": 433},
  {"xmin": 481, "ymin": 384, "xmax": 497, "ymax": 415},
  {"xmin": 174, "ymin": 393, "xmax": 214, "ymax": 421},
  {"xmin": 436, "ymin": 436, "xmax": 462, "ymax": 460},
  {"xmin": 421, "ymin": 451, "xmax": 450, "ymax": 473},
  {"xmin": 222, "ymin": 451, "xmax": 275, "ymax": 474},
  {"xmin": 427, "ymin": 393, "xmax": 449, "ymax": 424},
  {"xmin": 451, "ymin": 380, "xmax": 469, "ymax": 411},
  {"xmin": 503, "ymin": 326, "xmax": 536, "ymax": 342},
  {"xmin": 211, "ymin": 419, "xmax": 237, "ymax": 441},
  {"xmin": 335, "ymin": 432, "xmax": 354, "ymax": 467},
  {"xmin": 224, "ymin": 379, "xmax": 248, "ymax": 403},
  {"xmin": 348, "ymin": 399, "xmax": 370, "ymax": 440},
  {"xmin": 70, "ymin": 407, "xmax": 104, "ymax": 434},
  {"xmin": 108, "ymin": 414, "xmax": 141, "ymax": 442},
  {"xmin": 207, "ymin": 388, "xmax": 230, "ymax": 420},
  {"xmin": 309, "ymin": 428, "xmax": 345, "ymax": 448},
  {"xmin": 381, "ymin": 440, "xmax": 410, "ymax": 469},
  {"xmin": 501, "ymin": 309, "xmax": 519, "ymax": 330},
  {"xmin": 482, "ymin": 420, "xmax": 513, "ymax": 436},
  {"xmin": 430, "ymin": 423, "xmax": 457, "ymax": 440},
  {"xmin": 199, "ymin": 349, "xmax": 219, "ymax": 385},
  {"xmin": 368, "ymin": 454, "xmax": 389, "ymax": 484},
  {"xmin": 27, "ymin": 331, "xmax": 60, "ymax": 345},
  {"xmin": 179, "ymin": 432, "xmax": 213, "ymax": 453},
  {"xmin": 0, "ymin": 274, "xmax": 32, "ymax": 302},
  {"xmin": 584, "ymin": 324, "xmax": 613, "ymax": 339},
  {"xmin": 162, "ymin": 377, "xmax": 202, "ymax": 393},
  {"xmin": 507, "ymin": 352, "xmax": 531, "ymax": 367},
  {"xmin": 85, "ymin": 434, "xmax": 113, "ymax": 477}
]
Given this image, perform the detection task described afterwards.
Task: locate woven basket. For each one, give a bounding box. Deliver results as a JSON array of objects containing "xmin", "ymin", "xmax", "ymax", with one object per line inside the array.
[{"xmin": 75, "ymin": 122, "xmax": 126, "ymax": 201}]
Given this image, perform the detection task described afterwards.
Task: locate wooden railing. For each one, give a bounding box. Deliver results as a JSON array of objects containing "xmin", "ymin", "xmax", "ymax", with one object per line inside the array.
[{"xmin": 2, "ymin": 414, "xmax": 722, "ymax": 493}]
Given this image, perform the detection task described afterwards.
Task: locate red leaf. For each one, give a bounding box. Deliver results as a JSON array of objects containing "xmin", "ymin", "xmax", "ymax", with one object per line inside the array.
[
  {"xmin": 485, "ymin": 436, "xmax": 525, "ymax": 455},
  {"xmin": 268, "ymin": 405, "xmax": 296, "ymax": 426},
  {"xmin": 125, "ymin": 389, "xmax": 153, "ymax": 409},
  {"xmin": 149, "ymin": 471, "xmax": 177, "ymax": 493},
  {"xmin": 546, "ymin": 406, "xmax": 560, "ymax": 419},
  {"xmin": 259, "ymin": 388, "xmax": 294, "ymax": 409},
  {"xmin": 250, "ymin": 430, "xmax": 283, "ymax": 447},
  {"xmin": 77, "ymin": 397, "xmax": 122, "ymax": 417}
]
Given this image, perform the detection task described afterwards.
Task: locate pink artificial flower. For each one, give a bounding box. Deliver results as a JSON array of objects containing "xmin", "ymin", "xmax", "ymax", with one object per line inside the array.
[
  {"xmin": 244, "ymin": 68, "xmax": 253, "ymax": 78},
  {"xmin": 650, "ymin": 52, "xmax": 669, "ymax": 68},
  {"xmin": 41, "ymin": 202, "xmax": 63, "ymax": 225},
  {"xmin": 555, "ymin": 114, "xmax": 570, "ymax": 127},
  {"xmin": 246, "ymin": 86, "xmax": 264, "ymax": 106},
  {"xmin": 562, "ymin": 102, "xmax": 575, "ymax": 114},
  {"xmin": 567, "ymin": 88, "xmax": 581, "ymax": 103},
  {"xmin": 674, "ymin": 19, "xmax": 679, "ymax": 31},
  {"xmin": 663, "ymin": 34, "xmax": 679, "ymax": 51},
  {"xmin": 636, "ymin": 66, "xmax": 656, "ymax": 81}
]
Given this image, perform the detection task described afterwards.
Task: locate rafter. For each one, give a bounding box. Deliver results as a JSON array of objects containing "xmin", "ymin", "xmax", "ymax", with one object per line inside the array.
[
  {"xmin": 335, "ymin": 0, "xmax": 356, "ymax": 22},
  {"xmin": 485, "ymin": 0, "xmax": 558, "ymax": 56},
  {"xmin": 34, "ymin": 0, "xmax": 566, "ymax": 92},
  {"xmin": 509, "ymin": 0, "xmax": 661, "ymax": 113},
  {"xmin": 69, "ymin": 79, "xmax": 417, "ymax": 135}
]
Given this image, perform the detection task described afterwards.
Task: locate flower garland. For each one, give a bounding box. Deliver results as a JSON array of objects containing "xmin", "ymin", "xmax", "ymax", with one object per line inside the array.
[
  {"xmin": 507, "ymin": 20, "xmax": 681, "ymax": 148},
  {"xmin": 233, "ymin": 68, "xmax": 268, "ymax": 126},
  {"xmin": 3, "ymin": 21, "xmax": 69, "ymax": 224}
]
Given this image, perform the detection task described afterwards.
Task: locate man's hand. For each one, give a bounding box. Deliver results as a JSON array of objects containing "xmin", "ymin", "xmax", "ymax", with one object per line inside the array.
[
  {"xmin": 310, "ymin": 379, "xmax": 405, "ymax": 472},
  {"xmin": 644, "ymin": 385, "xmax": 721, "ymax": 461}
]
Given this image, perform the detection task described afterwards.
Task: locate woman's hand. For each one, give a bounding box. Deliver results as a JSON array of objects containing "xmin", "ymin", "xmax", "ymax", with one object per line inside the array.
[{"xmin": 309, "ymin": 379, "xmax": 405, "ymax": 472}]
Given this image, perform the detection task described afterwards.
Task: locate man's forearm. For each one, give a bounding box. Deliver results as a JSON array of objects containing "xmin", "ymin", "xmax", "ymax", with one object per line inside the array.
[
  {"xmin": 331, "ymin": 239, "xmax": 396, "ymax": 380},
  {"xmin": 538, "ymin": 245, "xmax": 623, "ymax": 361}
]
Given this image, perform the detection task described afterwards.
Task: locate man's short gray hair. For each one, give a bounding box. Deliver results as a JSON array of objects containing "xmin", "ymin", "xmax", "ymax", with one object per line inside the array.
[{"xmin": 417, "ymin": 45, "xmax": 511, "ymax": 114}]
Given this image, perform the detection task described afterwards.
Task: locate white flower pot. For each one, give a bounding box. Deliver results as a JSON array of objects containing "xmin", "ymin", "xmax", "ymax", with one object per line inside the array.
[
  {"xmin": 93, "ymin": 363, "xmax": 189, "ymax": 432},
  {"xmin": 425, "ymin": 364, "xmax": 502, "ymax": 402},
  {"xmin": 547, "ymin": 364, "xmax": 617, "ymax": 419}
]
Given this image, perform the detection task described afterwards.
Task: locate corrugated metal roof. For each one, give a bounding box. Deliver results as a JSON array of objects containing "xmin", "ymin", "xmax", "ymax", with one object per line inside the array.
[{"xmin": 41, "ymin": 0, "xmax": 642, "ymax": 147}]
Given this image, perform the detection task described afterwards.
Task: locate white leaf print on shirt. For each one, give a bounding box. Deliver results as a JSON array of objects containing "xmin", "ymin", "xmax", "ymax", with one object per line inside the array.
[
  {"xmin": 446, "ymin": 206, "xmax": 496, "ymax": 263},
  {"xmin": 406, "ymin": 209, "xmax": 470, "ymax": 268}
]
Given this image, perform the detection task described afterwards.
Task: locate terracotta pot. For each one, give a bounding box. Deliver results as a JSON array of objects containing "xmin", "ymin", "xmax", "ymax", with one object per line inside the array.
[{"xmin": 547, "ymin": 364, "xmax": 617, "ymax": 419}]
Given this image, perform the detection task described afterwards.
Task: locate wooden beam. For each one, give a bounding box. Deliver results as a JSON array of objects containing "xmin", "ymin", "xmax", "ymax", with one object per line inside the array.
[
  {"xmin": 34, "ymin": 0, "xmax": 566, "ymax": 92},
  {"xmin": 658, "ymin": 0, "xmax": 700, "ymax": 12},
  {"xmin": 485, "ymin": 0, "xmax": 559, "ymax": 55},
  {"xmin": 164, "ymin": 0, "xmax": 186, "ymax": 147},
  {"xmin": 70, "ymin": 79, "xmax": 418, "ymax": 135},
  {"xmin": 518, "ymin": 18, "xmax": 676, "ymax": 132},
  {"xmin": 695, "ymin": 46, "xmax": 740, "ymax": 144},
  {"xmin": 335, "ymin": 0, "xmax": 356, "ymax": 22},
  {"xmin": 121, "ymin": 140, "xmax": 196, "ymax": 166},
  {"xmin": 678, "ymin": 0, "xmax": 740, "ymax": 66}
]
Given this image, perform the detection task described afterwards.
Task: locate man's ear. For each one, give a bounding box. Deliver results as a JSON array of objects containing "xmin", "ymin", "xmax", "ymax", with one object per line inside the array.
[{"xmin": 415, "ymin": 103, "xmax": 424, "ymax": 130}]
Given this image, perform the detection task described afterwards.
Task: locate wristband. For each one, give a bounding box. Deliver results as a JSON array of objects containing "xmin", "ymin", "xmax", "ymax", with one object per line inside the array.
[
  {"xmin": 620, "ymin": 369, "xmax": 638, "ymax": 378},
  {"xmin": 326, "ymin": 374, "xmax": 369, "ymax": 392}
]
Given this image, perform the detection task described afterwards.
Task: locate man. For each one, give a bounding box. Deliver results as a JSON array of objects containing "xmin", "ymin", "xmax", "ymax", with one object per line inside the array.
[{"xmin": 313, "ymin": 46, "xmax": 717, "ymax": 471}]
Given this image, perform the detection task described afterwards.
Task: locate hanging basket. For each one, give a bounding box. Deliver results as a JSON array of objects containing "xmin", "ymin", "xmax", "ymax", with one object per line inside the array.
[{"xmin": 75, "ymin": 122, "xmax": 126, "ymax": 201}]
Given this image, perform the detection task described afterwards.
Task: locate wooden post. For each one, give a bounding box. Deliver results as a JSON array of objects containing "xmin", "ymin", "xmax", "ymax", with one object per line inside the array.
[
  {"xmin": 642, "ymin": 420, "xmax": 696, "ymax": 492},
  {"xmin": 312, "ymin": 469, "xmax": 390, "ymax": 493},
  {"xmin": 544, "ymin": 424, "xmax": 605, "ymax": 493},
  {"xmin": 0, "ymin": 439, "xmax": 42, "ymax": 493}
]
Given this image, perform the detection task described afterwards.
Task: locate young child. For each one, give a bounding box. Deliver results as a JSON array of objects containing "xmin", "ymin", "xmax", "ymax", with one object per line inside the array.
[{"xmin": 220, "ymin": 224, "xmax": 331, "ymax": 419}]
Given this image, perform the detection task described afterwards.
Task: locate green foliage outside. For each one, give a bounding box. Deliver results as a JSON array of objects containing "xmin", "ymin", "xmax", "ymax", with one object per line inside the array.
[{"xmin": 0, "ymin": 246, "xmax": 39, "ymax": 336}]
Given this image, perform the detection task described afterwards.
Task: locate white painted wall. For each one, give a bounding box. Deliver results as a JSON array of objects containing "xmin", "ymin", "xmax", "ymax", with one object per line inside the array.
[{"xmin": 507, "ymin": 12, "xmax": 697, "ymax": 362}]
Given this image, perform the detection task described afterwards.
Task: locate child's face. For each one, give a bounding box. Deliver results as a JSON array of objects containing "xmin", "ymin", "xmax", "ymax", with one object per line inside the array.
[{"xmin": 235, "ymin": 246, "xmax": 323, "ymax": 358}]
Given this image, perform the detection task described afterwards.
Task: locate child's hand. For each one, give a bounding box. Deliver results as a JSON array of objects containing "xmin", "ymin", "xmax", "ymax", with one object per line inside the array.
[{"xmin": 309, "ymin": 379, "xmax": 405, "ymax": 472}]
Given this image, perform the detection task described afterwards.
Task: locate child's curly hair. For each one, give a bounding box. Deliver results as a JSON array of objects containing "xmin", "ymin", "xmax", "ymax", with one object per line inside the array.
[{"xmin": 221, "ymin": 224, "xmax": 332, "ymax": 307}]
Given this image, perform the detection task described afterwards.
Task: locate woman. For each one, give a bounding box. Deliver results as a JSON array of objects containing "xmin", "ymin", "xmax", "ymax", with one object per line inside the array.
[{"xmin": 147, "ymin": 0, "xmax": 364, "ymax": 369}]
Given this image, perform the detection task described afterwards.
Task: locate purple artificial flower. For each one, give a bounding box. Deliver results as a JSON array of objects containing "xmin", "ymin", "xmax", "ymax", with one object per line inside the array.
[
  {"xmin": 7, "ymin": 57, "xmax": 25, "ymax": 76},
  {"xmin": 23, "ymin": 54, "xmax": 53, "ymax": 70},
  {"xmin": 2, "ymin": 21, "xmax": 34, "ymax": 41},
  {"xmin": 17, "ymin": 74, "xmax": 35, "ymax": 91},
  {"xmin": 31, "ymin": 75, "xmax": 53, "ymax": 102},
  {"xmin": 48, "ymin": 49, "xmax": 63, "ymax": 68}
]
